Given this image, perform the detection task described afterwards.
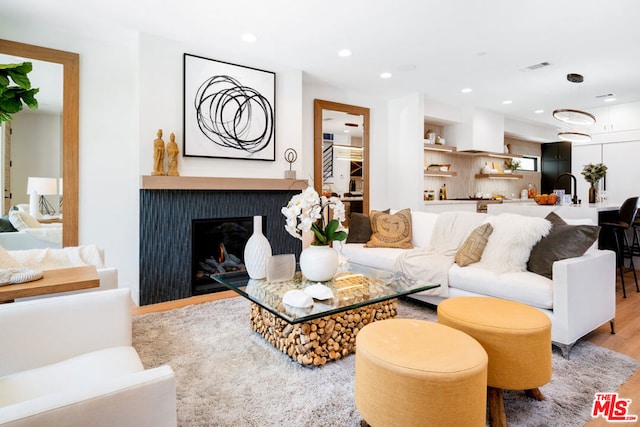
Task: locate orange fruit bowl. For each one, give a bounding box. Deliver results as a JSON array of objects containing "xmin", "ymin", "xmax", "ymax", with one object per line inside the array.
[{"xmin": 534, "ymin": 194, "xmax": 558, "ymax": 205}]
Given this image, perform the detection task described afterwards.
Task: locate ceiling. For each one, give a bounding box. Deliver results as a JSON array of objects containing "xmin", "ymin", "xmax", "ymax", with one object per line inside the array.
[{"xmin": 4, "ymin": 0, "xmax": 640, "ymax": 132}]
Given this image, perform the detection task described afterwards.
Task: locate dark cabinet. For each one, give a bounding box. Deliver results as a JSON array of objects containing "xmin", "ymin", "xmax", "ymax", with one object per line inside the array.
[{"xmin": 541, "ymin": 142, "xmax": 572, "ymax": 194}]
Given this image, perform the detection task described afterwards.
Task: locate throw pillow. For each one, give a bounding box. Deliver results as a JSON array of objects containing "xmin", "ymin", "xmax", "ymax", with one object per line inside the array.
[
  {"xmin": 455, "ymin": 223, "xmax": 494, "ymax": 267},
  {"xmin": 527, "ymin": 212, "xmax": 601, "ymax": 279},
  {"xmin": 8, "ymin": 210, "xmax": 41, "ymax": 231},
  {"xmin": 365, "ymin": 208, "xmax": 413, "ymax": 249},
  {"xmin": 345, "ymin": 210, "xmax": 390, "ymax": 244},
  {"xmin": 0, "ymin": 215, "xmax": 17, "ymax": 232},
  {"xmin": 478, "ymin": 213, "xmax": 552, "ymax": 273}
]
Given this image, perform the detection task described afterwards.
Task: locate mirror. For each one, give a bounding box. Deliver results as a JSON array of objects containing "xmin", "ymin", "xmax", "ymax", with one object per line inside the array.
[
  {"xmin": 0, "ymin": 39, "xmax": 79, "ymax": 247},
  {"xmin": 314, "ymin": 99, "xmax": 370, "ymax": 218}
]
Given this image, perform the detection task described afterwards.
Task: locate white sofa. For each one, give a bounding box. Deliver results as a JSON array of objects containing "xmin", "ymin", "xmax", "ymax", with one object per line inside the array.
[
  {"xmin": 335, "ymin": 210, "xmax": 617, "ymax": 357},
  {"xmin": 1, "ymin": 245, "xmax": 119, "ymax": 301},
  {"xmin": 0, "ymin": 288, "xmax": 177, "ymax": 427}
]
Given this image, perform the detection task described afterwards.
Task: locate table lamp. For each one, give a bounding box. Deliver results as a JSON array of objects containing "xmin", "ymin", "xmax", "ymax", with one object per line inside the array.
[{"xmin": 26, "ymin": 177, "xmax": 58, "ymax": 218}]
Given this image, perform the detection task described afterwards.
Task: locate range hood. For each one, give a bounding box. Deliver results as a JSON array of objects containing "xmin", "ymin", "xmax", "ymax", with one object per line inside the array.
[{"xmin": 443, "ymin": 107, "xmax": 506, "ymax": 155}]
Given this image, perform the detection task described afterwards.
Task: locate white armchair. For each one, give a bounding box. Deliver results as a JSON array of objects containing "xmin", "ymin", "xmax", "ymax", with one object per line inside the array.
[{"xmin": 0, "ymin": 288, "xmax": 176, "ymax": 427}]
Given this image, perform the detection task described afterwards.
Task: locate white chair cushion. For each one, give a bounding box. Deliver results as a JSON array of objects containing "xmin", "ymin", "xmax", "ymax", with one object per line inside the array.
[
  {"xmin": 449, "ymin": 263, "xmax": 554, "ymax": 309},
  {"xmin": 0, "ymin": 346, "xmax": 143, "ymax": 407}
]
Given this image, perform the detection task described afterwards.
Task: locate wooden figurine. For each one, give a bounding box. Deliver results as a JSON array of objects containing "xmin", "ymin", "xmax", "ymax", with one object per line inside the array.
[
  {"xmin": 151, "ymin": 129, "xmax": 166, "ymax": 176},
  {"xmin": 166, "ymin": 132, "xmax": 180, "ymax": 176}
]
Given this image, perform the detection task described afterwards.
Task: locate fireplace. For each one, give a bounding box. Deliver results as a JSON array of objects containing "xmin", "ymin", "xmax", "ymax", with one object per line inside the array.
[
  {"xmin": 139, "ymin": 177, "xmax": 305, "ymax": 305},
  {"xmin": 191, "ymin": 216, "xmax": 258, "ymax": 295}
]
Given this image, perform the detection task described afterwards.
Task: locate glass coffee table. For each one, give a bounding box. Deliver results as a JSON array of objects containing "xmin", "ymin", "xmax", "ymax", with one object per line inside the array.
[{"xmin": 212, "ymin": 263, "xmax": 439, "ymax": 366}]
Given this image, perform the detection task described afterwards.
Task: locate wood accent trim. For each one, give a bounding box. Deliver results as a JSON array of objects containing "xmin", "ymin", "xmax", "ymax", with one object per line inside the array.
[
  {"xmin": 133, "ymin": 290, "xmax": 237, "ymax": 315},
  {"xmin": 0, "ymin": 39, "xmax": 79, "ymax": 247},
  {"xmin": 141, "ymin": 175, "xmax": 308, "ymax": 191},
  {"xmin": 0, "ymin": 266, "xmax": 99, "ymax": 302}
]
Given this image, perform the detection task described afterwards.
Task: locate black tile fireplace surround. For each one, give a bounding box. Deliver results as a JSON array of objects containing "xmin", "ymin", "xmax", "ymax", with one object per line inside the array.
[{"xmin": 139, "ymin": 188, "xmax": 302, "ymax": 305}]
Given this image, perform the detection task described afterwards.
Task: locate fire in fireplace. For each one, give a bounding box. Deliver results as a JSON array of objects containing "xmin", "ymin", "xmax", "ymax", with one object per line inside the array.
[{"xmin": 191, "ymin": 216, "xmax": 258, "ymax": 295}]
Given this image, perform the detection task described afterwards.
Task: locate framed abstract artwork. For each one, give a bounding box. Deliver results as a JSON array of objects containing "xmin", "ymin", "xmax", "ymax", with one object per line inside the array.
[{"xmin": 183, "ymin": 53, "xmax": 276, "ymax": 161}]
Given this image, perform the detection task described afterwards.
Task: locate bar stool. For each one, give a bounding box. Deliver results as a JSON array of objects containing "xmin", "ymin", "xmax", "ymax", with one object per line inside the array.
[
  {"xmin": 600, "ymin": 197, "xmax": 639, "ymax": 298},
  {"xmin": 630, "ymin": 208, "xmax": 640, "ymax": 257}
]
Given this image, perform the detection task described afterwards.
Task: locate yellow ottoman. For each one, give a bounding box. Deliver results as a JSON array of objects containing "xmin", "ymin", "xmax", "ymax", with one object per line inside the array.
[
  {"xmin": 355, "ymin": 318, "xmax": 488, "ymax": 427},
  {"xmin": 438, "ymin": 297, "xmax": 552, "ymax": 427}
]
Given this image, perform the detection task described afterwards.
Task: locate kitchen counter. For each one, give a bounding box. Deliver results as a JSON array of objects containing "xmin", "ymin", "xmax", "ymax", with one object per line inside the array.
[{"xmin": 487, "ymin": 201, "xmax": 621, "ymax": 223}]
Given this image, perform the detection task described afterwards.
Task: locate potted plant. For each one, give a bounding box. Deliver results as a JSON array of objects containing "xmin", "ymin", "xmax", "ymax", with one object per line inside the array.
[
  {"xmin": 581, "ymin": 162, "xmax": 607, "ymax": 203},
  {"xmin": 0, "ymin": 62, "xmax": 39, "ymax": 122},
  {"xmin": 282, "ymin": 186, "xmax": 347, "ymax": 281},
  {"xmin": 504, "ymin": 158, "xmax": 521, "ymax": 174}
]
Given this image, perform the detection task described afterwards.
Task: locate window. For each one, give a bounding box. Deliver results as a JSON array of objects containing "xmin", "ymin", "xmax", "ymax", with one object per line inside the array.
[{"xmin": 519, "ymin": 156, "xmax": 539, "ymax": 172}]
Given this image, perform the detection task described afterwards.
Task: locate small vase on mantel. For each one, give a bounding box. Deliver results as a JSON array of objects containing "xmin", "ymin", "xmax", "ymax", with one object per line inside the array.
[
  {"xmin": 244, "ymin": 216, "xmax": 272, "ymax": 279},
  {"xmin": 589, "ymin": 183, "xmax": 597, "ymax": 204},
  {"xmin": 299, "ymin": 244, "xmax": 339, "ymax": 282}
]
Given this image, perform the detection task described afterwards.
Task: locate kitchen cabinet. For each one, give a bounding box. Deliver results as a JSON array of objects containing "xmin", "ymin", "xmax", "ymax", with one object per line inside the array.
[
  {"xmin": 588, "ymin": 102, "xmax": 640, "ymax": 134},
  {"xmin": 541, "ymin": 142, "xmax": 572, "ymax": 194}
]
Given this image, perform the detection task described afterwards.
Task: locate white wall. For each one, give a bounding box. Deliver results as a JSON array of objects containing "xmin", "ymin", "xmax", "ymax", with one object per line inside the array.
[
  {"xmin": 386, "ymin": 93, "xmax": 423, "ymax": 211},
  {"xmin": 138, "ymin": 33, "xmax": 303, "ymax": 181}
]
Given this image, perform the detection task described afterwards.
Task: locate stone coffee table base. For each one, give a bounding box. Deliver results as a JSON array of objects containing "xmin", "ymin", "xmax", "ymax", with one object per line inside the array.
[{"xmin": 249, "ymin": 300, "xmax": 398, "ymax": 366}]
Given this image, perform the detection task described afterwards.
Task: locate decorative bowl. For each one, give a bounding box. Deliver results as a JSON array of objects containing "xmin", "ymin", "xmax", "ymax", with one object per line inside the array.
[{"xmin": 534, "ymin": 194, "xmax": 558, "ymax": 205}]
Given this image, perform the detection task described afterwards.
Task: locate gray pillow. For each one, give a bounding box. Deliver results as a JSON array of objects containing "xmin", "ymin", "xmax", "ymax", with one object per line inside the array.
[
  {"xmin": 345, "ymin": 209, "xmax": 390, "ymax": 244},
  {"xmin": 527, "ymin": 212, "xmax": 600, "ymax": 279},
  {"xmin": 0, "ymin": 215, "xmax": 17, "ymax": 232}
]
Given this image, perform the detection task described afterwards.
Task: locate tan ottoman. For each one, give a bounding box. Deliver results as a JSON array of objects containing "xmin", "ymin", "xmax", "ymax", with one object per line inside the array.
[
  {"xmin": 438, "ymin": 297, "xmax": 552, "ymax": 427},
  {"xmin": 355, "ymin": 318, "xmax": 488, "ymax": 427}
]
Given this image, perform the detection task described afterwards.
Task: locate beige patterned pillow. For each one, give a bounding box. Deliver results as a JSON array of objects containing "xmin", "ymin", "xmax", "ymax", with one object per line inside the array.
[
  {"xmin": 455, "ymin": 223, "xmax": 493, "ymax": 267},
  {"xmin": 365, "ymin": 208, "xmax": 413, "ymax": 249}
]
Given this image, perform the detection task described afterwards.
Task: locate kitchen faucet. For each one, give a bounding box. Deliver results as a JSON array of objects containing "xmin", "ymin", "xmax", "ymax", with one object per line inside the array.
[{"xmin": 555, "ymin": 173, "xmax": 578, "ymax": 205}]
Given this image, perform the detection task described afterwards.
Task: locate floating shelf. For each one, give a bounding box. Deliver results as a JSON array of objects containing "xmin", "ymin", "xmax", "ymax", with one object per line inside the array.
[
  {"xmin": 425, "ymin": 171, "xmax": 457, "ymax": 177},
  {"xmin": 474, "ymin": 174, "xmax": 523, "ymax": 180},
  {"xmin": 423, "ymin": 143, "xmax": 457, "ymax": 153}
]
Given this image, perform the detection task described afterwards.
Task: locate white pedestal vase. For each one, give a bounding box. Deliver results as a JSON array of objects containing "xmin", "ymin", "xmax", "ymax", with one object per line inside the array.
[
  {"xmin": 299, "ymin": 244, "xmax": 339, "ymax": 282},
  {"xmin": 244, "ymin": 216, "xmax": 272, "ymax": 279}
]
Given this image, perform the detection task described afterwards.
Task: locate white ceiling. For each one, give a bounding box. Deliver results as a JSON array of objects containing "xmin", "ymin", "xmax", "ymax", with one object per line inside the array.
[{"xmin": 4, "ymin": 0, "xmax": 640, "ymax": 130}]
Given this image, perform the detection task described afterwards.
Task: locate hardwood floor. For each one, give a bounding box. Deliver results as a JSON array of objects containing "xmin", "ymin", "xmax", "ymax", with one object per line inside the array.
[{"xmin": 134, "ymin": 274, "xmax": 640, "ymax": 426}]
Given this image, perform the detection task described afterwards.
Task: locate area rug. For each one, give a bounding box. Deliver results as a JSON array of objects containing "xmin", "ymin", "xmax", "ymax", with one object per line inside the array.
[{"xmin": 132, "ymin": 297, "xmax": 639, "ymax": 427}]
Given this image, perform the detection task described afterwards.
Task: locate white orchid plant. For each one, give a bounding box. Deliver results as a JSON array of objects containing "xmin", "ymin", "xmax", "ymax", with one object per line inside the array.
[{"xmin": 281, "ymin": 187, "xmax": 347, "ymax": 246}]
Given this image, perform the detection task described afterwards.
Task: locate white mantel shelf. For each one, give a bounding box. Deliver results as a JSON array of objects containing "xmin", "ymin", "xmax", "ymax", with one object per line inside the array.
[{"xmin": 141, "ymin": 176, "xmax": 308, "ymax": 191}]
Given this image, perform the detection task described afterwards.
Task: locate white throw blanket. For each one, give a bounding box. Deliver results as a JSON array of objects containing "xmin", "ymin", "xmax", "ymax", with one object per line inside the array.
[
  {"xmin": 4, "ymin": 244, "xmax": 105, "ymax": 270},
  {"xmin": 394, "ymin": 211, "xmax": 486, "ymax": 296}
]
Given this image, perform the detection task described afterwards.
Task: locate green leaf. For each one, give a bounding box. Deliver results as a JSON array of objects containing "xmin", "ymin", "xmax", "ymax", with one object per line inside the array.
[
  {"xmin": 332, "ymin": 231, "xmax": 347, "ymax": 241},
  {"xmin": 0, "ymin": 111, "xmax": 12, "ymax": 122},
  {"xmin": 0, "ymin": 74, "xmax": 9, "ymax": 87},
  {"xmin": 21, "ymin": 88, "xmax": 39, "ymax": 109},
  {"xmin": 7, "ymin": 70, "xmax": 31, "ymax": 90},
  {"xmin": 324, "ymin": 219, "xmax": 339, "ymax": 241},
  {"xmin": 0, "ymin": 98, "xmax": 23, "ymax": 114},
  {"xmin": 310, "ymin": 223, "xmax": 327, "ymax": 245}
]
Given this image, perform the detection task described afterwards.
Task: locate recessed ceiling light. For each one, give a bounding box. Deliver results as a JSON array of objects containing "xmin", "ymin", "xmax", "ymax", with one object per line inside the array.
[
  {"xmin": 604, "ymin": 97, "xmax": 616, "ymax": 103},
  {"xmin": 534, "ymin": 109, "xmax": 545, "ymax": 114},
  {"xmin": 502, "ymin": 100, "xmax": 513, "ymax": 105},
  {"xmin": 338, "ymin": 49, "xmax": 352, "ymax": 57},
  {"xmin": 344, "ymin": 129, "xmax": 350, "ymax": 133},
  {"xmin": 461, "ymin": 88, "xmax": 472, "ymax": 93},
  {"xmin": 241, "ymin": 33, "xmax": 257, "ymax": 43},
  {"xmin": 380, "ymin": 72, "xmax": 392, "ymax": 79}
]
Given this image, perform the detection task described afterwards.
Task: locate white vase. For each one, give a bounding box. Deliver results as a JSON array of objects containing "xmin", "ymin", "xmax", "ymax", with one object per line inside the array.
[
  {"xmin": 299, "ymin": 244, "xmax": 338, "ymax": 282},
  {"xmin": 244, "ymin": 216, "xmax": 272, "ymax": 279}
]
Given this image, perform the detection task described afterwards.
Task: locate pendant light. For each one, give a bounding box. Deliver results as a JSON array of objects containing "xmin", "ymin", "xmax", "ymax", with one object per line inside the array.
[
  {"xmin": 557, "ymin": 131, "xmax": 591, "ymax": 143},
  {"xmin": 553, "ymin": 73, "xmax": 595, "ymax": 141}
]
